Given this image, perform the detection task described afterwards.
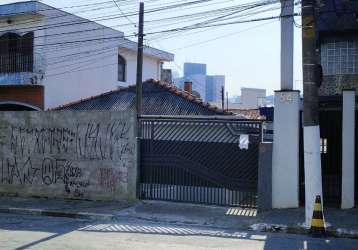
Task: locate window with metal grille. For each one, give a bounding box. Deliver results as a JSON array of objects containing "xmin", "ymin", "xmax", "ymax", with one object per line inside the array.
[
  {"xmin": 118, "ymin": 54, "xmax": 126, "ymax": 82},
  {"xmin": 321, "ymin": 40, "xmax": 358, "ymax": 75},
  {"xmin": 0, "ymin": 32, "xmax": 34, "ymax": 73}
]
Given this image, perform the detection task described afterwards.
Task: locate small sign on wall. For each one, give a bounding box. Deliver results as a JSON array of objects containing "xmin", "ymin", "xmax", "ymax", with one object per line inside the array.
[{"xmin": 239, "ymin": 134, "xmax": 249, "ymax": 150}]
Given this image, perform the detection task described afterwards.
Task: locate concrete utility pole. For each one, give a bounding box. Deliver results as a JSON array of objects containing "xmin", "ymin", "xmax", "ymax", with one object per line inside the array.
[
  {"xmin": 272, "ymin": 0, "xmax": 300, "ymax": 209},
  {"xmin": 135, "ymin": 2, "xmax": 144, "ymax": 199},
  {"xmin": 221, "ymin": 86, "xmax": 225, "ymax": 110},
  {"xmin": 280, "ymin": 0, "xmax": 294, "ymax": 90},
  {"xmin": 301, "ymin": 0, "xmax": 323, "ymax": 226},
  {"xmin": 136, "ymin": 2, "xmax": 144, "ymax": 116}
]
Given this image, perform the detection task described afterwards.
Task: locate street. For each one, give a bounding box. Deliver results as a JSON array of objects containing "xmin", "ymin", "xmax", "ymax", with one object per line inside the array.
[{"xmin": 0, "ymin": 213, "xmax": 356, "ymax": 250}]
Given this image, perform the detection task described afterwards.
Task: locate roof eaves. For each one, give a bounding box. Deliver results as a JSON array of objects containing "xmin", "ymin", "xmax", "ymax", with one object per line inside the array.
[{"xmin": 121, "ymin": 39, "xmax": 174, "ymax": 61}]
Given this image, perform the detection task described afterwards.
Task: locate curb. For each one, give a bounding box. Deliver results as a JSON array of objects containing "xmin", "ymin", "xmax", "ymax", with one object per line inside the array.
[
  {"xmin": 0, "ymin": 207, "xmax": 115, "ymax": 221},
  {"xmin": 249, "ymin": 223, "xmax": 358, "ymax": 240}
]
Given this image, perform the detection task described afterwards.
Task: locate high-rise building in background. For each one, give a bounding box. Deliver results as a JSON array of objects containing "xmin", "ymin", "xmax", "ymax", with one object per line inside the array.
[
  {"xmin": 206, "ymin": 75, "xmax": 225, "ymax": 102},
  {"xmin": 184, "ymin": 63, "xmax": 207, "ymax": 76},
  {"xmin": 173, "ymin": 62, "xmax": 225, "ymax": 102},
  {"xmin": 183, "ymin": 63, "xmax": 207, "ymax": 99}
]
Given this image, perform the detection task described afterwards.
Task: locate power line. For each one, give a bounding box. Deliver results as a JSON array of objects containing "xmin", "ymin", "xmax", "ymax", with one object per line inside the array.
[{"xmin": 112, "ymin": 0, "xmax": 137, "ymax": 28}]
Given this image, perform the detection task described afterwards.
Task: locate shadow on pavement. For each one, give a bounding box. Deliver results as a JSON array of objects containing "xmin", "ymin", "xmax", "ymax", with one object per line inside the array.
[{"xmin": 0, "ymin": 213, "xmax": 356, "ymax": 250}]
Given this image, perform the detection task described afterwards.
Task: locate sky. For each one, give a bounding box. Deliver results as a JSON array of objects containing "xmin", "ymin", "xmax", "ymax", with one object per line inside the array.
[{"xmin": 2, "ymin": 0, "xmax": 303, "ymax": 96}]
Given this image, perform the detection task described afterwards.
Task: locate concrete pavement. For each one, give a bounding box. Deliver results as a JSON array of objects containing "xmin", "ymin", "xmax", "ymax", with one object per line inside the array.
[
  {"xmin": 0, "ymin": 213, "xmax": 357, "ymax": 250},
  {"xmin": 0, "ymin": 196, "xmax": 358, "ymax": 239}
]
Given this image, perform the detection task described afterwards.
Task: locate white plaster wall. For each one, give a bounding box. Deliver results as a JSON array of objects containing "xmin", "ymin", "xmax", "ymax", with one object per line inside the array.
[{"xmin": 118, "ymin": 48, "xmax": 161, "ymax": 87}]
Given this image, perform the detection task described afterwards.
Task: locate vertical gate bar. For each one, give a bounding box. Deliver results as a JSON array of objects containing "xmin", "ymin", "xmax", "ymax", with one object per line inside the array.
[
  {"xmin": 166, "ymin": 161, "xmax": 169, "ymax": 201},
  {"xmin": 180, "ymin": 167, "xmax": 183, "ymax": 202},
  {"xmin": 172, "ymin": 164, "xmax": 175, "ymax": 201},
  {"xmin": 169, "ymin": 164, "xmax": 172, "ymax": 201},
  {"xmin": 231, "ymin": 187, "xmax": 234, "ymax": 206},
  {"xmin": 159, "ymin": 165, "xmax": 162, "ymax": 200},
  {"xmin": 193, "ymin": 172, "xmax": 197, "ymax": 203},
  {"xmin": 206, "ymin": 180, "xmax": 209, "ymax": 204},
  {"xmin": 182, "ymin": 167, "xmax": 185, "ymax": 202},
  {"xmin": 188, "ymin": 170, "xmax": 191, "ymax": 203},
  {"xmin": 149, "ymin": 121, "xmax": 153, "ymax": 199},
  {"xmin": 192, "ymin": 171, "xmax": 195, "ymax": 203},
  {"xmin": 155, "ymin": 163, "xmax": 158, "ymax": 200},
  {"xmin": 176, "ymin": 167, "xmax": 179, "ymax": 202}
]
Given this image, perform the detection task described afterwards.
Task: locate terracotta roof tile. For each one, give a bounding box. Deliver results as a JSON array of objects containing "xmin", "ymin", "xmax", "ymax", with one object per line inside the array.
[{"xmin": 51, "ymin": 79, "xmax": 234, "ymax": 116}]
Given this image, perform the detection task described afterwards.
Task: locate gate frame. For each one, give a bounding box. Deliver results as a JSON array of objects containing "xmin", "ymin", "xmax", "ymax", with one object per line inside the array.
[{"xmin": 138, "ymin": 115, "xmax": 264, "ymax": 208}]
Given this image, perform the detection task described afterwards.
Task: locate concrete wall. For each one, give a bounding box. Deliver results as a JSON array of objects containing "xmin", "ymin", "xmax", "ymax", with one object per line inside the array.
[{"xmin": 0, "ymin": 111, "xmax": 137, "ymax": 201}]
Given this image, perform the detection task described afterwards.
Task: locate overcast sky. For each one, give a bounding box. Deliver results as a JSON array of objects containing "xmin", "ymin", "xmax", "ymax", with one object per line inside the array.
[{"xmin": 2, "ymin": 0, "xmax": 303, "ymax": 96}]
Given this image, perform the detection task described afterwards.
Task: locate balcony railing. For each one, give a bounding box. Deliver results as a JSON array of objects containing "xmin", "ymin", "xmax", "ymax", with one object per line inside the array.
[
  {"xmin": 0, "ymin": 53, "xmax": 45, "ymax": 85},
  {"xmin": 0, "ymin": 53, "xmax": 33, "ymax": 73}
]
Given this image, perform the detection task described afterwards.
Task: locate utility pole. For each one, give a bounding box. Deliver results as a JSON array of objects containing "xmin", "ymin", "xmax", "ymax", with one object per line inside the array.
[
  {"xmin": 135, "ymin": 2, "xmax": 144, "ymax": 199},
  {"xmin": 226, "ymin": 91, "xmax": 229, "ymax": 111},
  {"xmin": 136, "ymin": 2, "xmax": 144, "ymax": 117},
  {"xmin": 221, "ymin": 86, "xmax": 225, "ymax": 110},
  {"xmin": 280, "ymin": 0, "xmax": 294, "ymax": 90},
  {"xmin": 302, "ymin": 0, "xmax": 323, "ymax": 226}
]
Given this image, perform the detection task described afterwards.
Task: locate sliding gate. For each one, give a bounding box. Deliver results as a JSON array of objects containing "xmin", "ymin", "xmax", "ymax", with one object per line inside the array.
[{"xmin": 139, "ymin": 116, "xmax": 262, "ymax": 208}]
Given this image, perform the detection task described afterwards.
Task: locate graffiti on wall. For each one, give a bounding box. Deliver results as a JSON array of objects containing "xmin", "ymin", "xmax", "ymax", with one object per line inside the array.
[{"xmin": 0, "ymin": 116, "xmax": 135, "ymax": 199}]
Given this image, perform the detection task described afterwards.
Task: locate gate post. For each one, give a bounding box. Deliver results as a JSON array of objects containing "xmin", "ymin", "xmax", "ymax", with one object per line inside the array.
[
  {"xmin": 272, "ymin": 91, "xmax": 300, "ymax": 208},
  {"xmin": 341, "ymin": 89, "xmax": 356, "ymax": 209}
]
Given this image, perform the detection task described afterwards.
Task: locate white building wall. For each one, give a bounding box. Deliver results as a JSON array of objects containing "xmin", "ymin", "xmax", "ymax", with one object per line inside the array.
[
  {"xmin": 241, "ymin": 88, "xmax": 266, "ymax": 109},
  {"xmin": 118, "ymin": 48, "xmax": 161, "ymax": 87},
  {"xmin": 0, "ymin": 2, "xmax": 169, "ymax": 109}
]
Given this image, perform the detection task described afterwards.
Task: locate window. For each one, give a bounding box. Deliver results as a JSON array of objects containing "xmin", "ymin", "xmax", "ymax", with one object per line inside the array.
[
  {"xmin": 0, "ymin": 32, "xmax": 34, "ymax": 73},
  {"xmin": 118, "ymin": 54, "xmax": 126, "ymax": 82},
  {"xmin": 321, "ymin": 40, "xmax": 358, "ymax": 75}
]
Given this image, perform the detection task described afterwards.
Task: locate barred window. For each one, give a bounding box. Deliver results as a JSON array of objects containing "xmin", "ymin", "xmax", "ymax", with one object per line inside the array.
[{"xmin": 320, "ymin": 40, "xmax": 358, "ymax": 75}]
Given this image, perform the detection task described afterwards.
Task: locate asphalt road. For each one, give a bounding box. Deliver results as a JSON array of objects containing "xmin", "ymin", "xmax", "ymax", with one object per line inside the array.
[{"xmin": 0, "ymin": 213, "xmax": 357, "ymax": 250}]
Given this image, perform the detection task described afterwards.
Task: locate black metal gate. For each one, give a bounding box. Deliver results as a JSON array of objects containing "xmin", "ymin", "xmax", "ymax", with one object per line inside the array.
[
  {"xmin": 139, "ymin": 116, "xmax": 262, "ymax": 208},
  {"xmin": 355, "ymin": 110, "xmax": 358, "ymax": 207}
]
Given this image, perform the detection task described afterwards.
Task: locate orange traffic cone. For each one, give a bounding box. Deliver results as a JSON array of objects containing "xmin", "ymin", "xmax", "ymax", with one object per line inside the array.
[{"xmin": 310, "ymin": 195, "xmax": 326, "ymax": 237}]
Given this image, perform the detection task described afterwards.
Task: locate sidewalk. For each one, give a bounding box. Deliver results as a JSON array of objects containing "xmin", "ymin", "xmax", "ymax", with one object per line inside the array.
[{"xmin": 0, "ymin": 196, "xmax": 357, "ymax": 239}]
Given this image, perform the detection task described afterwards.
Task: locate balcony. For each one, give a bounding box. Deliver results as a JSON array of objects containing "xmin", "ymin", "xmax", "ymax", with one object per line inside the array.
[{"xmin": 0, "ymin": 53, "xmax": 45, "ymax": 85}]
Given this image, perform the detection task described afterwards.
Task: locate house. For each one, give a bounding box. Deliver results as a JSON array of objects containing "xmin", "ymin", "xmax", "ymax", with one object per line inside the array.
[
  {"xmin": 298, "ymin": 0, "xmax": 358, "ymax": 209},
  {"xmin": 52, "ymin": 79, "xmax": 234, "ymax": 116},
  {"xmin": 0, "ymin": 1, "xmax": 173, "ymax": 110}
]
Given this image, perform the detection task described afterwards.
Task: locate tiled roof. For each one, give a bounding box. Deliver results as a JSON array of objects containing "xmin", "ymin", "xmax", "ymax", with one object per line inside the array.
[
  {"xmin": 51, "ymin": 79, "xmax": 234, "ymax": 116},
  {"xmin": 228, "ymin": 109, "xmax": 265, "ymax": 120}
]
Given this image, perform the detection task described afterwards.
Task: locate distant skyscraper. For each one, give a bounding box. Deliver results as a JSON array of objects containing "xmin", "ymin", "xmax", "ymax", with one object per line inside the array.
[
  {"xmin": 206, "ymin": 75, "xmax": 225, "ymax": 102},
  {"xmin": 183, "ymin": 63, "xmax": 207, "ymax": 100},
  {"xmin": 184, "ymin": 63, "xmax": 207, "ymax": 76}
]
